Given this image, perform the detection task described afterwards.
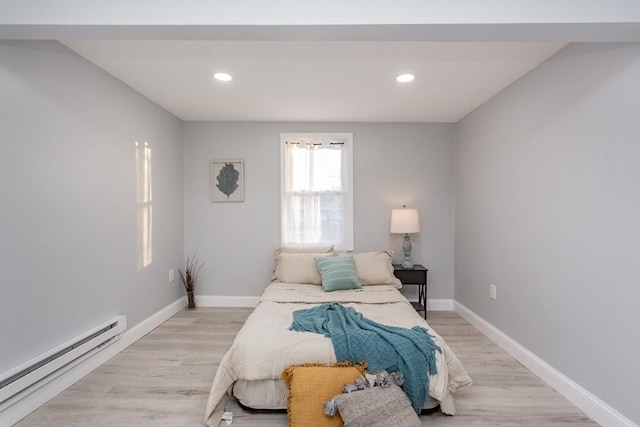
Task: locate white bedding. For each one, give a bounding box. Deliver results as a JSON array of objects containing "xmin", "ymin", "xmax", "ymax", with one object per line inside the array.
[{"xmin": 204, "ymin": 283, "xmax": 472, "ymax": 426}]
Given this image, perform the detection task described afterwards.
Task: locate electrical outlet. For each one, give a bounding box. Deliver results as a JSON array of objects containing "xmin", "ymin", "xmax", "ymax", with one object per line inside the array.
[
  {"xmin": 169, "ymin": 269, "xmax": 175, "ymax": 282},
  {"xmin": 489, "ymin": 284, "xmax": 497, "ymax": 300}
]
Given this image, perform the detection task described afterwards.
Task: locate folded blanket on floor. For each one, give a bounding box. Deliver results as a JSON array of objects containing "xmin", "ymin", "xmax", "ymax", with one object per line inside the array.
[{"xmin": 290, "ymin": 302, "xmax": 441, "ymax": 413}]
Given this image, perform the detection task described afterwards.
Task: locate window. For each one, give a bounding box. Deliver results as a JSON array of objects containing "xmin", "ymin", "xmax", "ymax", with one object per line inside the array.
[
  {"xmin": 281, "ymin": 133, "xmax": 353, "ymax": 251},
  {"xmin": 135, "ymin": 141, "xmax": 152, "ymax": 269}
]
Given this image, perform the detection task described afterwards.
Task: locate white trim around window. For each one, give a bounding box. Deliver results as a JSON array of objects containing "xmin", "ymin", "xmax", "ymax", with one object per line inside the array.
[{"xmin": 280, "ymin": 132, "xmax": 354, "ymax": 251}]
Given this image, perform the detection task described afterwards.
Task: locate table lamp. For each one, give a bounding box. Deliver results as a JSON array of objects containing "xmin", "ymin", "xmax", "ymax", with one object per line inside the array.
[{"xmin": 390, "ymin": 206, "xmax": 420, "ymax": 269}]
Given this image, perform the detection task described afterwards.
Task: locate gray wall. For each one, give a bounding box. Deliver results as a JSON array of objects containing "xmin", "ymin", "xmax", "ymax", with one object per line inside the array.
[
  {"xmin": 455, "ymin": 43, "xmax": 640, "ymax": 424},
  {"xmin": 183, "ymin": 122, "xmax": 455, "ymax": 300},
  {"xmin": 0, "ymin": 41, "xmax": 185, "ymax": 373}
]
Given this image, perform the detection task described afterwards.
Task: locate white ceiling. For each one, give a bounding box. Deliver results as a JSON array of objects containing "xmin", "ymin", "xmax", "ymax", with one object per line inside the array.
[{"xmin": 62, "ymin": 40, "xmax": 565, "ymax": 122}]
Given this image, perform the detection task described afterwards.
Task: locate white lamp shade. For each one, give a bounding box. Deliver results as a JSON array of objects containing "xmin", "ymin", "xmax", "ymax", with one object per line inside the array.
[{"xmin": 390, "ymin": 208, "xmax": 420, "ymax": 234}]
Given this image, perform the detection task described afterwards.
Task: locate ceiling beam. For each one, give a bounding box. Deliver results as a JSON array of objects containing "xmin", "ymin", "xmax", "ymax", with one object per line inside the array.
[{"xmin": 1, "ymin": 0, "xmax": 639, "ymax": 41}]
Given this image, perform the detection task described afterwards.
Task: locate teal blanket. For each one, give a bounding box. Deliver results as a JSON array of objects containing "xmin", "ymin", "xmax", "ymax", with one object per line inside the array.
[{"xmin": 290, "ymin": 303, "xmax": 441, "ymax": 413}]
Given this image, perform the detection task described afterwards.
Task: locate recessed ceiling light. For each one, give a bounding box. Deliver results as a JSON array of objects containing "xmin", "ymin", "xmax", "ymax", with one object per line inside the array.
[
  {"xmin": 396, "ymin": 74, "xmax": 415, "ymax": 83},
  {"xmin": 214, "ymin": 72, "xmax": 232, "ymax": 82}
]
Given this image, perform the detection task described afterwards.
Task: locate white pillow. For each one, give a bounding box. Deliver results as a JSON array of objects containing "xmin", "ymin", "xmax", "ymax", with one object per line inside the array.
[
  {"xmin": 272, "ymin": 245, "xmax": 334, "ymax": 282},
  {"xmin": 274, "ymin": 252, "xmax": 335, "ymax": 284},
  {"xmin": 353, "ymin": 251, "xmax": 402, "ymax": 288}
]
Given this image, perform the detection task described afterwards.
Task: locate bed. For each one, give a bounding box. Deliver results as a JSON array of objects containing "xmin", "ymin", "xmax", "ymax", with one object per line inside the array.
[{"xmin": 204, "ymin": 250, "xmax": 472, "ymax": 426}]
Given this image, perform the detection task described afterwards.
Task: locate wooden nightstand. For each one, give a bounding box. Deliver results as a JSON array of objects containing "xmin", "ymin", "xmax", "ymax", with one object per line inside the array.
[{"xmin": 393, "ymin": 264, "xmax": 428, "ymax": 319}]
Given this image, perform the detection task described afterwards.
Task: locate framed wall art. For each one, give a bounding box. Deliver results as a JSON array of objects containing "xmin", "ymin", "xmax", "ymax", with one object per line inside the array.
[{"xmin": 211, "ymin": 160, "xmax": 244, "ymax": 202}]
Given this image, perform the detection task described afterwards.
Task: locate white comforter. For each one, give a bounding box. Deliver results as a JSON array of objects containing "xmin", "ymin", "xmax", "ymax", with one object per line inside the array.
[{"xmin": 204, "ymin": 283, "xmax": 471, "ymax": 426}]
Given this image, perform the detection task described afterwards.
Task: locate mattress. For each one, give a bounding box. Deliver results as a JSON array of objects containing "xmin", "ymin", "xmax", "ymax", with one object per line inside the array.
[{"xmin": 204, "ymin": 282, "xmax": 472, "ymax": 426}]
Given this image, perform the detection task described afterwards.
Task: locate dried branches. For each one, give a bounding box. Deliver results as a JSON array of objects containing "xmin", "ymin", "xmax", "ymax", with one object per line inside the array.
[{"xmin": 179, "ymin": 255, "xmax": 204, "ymax": 292}]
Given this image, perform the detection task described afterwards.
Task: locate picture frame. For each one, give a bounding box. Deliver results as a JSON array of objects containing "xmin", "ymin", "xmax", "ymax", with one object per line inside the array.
[{"xmin": 211, "ymin": 160, "xmax": 244, "ymax": 202}]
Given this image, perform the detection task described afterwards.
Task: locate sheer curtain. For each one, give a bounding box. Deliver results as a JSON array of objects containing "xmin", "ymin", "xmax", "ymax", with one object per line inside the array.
[{"xmin": 281, "ymin": 136, "xmax": 353, "ymax": 251}]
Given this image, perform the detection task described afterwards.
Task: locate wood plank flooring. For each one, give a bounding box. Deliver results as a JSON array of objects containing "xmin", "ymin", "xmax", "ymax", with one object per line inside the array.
[{"xmin": 15, "ymin": 309, "xmax": 598, "ymax": 426}]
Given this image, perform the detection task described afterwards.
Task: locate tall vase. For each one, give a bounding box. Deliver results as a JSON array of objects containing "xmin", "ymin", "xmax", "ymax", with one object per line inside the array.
[{"xmin": 186, "ymin": 290, "xmax": 196, "ymax": 309}]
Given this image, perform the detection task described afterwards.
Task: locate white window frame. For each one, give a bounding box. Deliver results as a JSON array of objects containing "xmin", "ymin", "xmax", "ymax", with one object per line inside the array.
[{"xmin": 280, "ymin": 132, "xmax": 354, "ymax": 251}]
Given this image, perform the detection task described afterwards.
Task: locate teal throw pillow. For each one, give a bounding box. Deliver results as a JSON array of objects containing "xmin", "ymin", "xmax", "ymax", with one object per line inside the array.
[{"xmin": 315, "ymin": 255, "xmax": 362, "ymax": 292}]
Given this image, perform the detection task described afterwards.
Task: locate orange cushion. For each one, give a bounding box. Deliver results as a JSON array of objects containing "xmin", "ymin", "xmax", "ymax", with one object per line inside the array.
[{"xmin": 281, "ymin": 362, "xmax": 366, "ymax": 427}]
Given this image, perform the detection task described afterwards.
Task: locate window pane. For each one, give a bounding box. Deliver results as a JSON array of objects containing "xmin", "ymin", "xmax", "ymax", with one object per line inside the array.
[
  {"xmin": 289, "ymin": 148, "xmax": 310, "ymax": 192},
  {"xmin": 284, "ymin": 193, "xmax": 345, "ymax": 245},
  {"xmin": 318, "ymin": 192, "xmax": 346, "ymax": 243},
  {"xmin": 288, "ymin": 147, "xmax": 342, "ymax": 192},
  {"xmin": 312, "ymin": 149, "xmax": 342, "ymax": 191}
]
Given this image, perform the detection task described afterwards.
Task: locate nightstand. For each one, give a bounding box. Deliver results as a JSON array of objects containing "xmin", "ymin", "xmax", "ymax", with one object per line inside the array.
[{"xmin": 393, "ymin": 264, "xmax": 428, "ymax": 319}]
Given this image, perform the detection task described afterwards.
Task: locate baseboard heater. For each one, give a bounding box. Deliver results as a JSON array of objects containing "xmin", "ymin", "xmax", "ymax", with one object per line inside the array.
[{"xmin": 0, "ymin": 315, "xmax": 127, "ymax": 404}]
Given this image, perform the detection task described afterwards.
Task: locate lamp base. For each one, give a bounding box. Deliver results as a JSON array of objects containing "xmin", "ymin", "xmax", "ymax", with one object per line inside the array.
[
  {"xmin": 401, "ymin": 260, "xmax": 415, "ymax": 269},
  {"xmin": 401, "ymin": 234, "xmax": 414, "ymax": 269}
]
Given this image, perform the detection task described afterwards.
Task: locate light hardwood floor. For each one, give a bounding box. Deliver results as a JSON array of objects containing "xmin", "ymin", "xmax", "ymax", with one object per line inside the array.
[{"xmin": 16, "ymin": 308, "xmax": 598, "ymax": 426}]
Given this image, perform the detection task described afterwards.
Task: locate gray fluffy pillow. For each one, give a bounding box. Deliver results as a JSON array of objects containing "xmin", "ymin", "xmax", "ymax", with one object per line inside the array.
[{"xmin": 332, "ymin": 384, "xmax": 421, "ymax": 427}]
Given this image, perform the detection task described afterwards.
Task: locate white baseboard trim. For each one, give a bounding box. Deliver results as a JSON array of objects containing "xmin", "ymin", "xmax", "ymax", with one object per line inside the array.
[
  {"xmin": 196, "ymin": 295, "xmax": 260, "ymax": 307},
  {"xmin": 0, "ymin": 296, "xmax": 186, "ymax": 426},
  {"xmin": 454, "ymin": 301, "xmax": 637, "ymax": 427}
]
